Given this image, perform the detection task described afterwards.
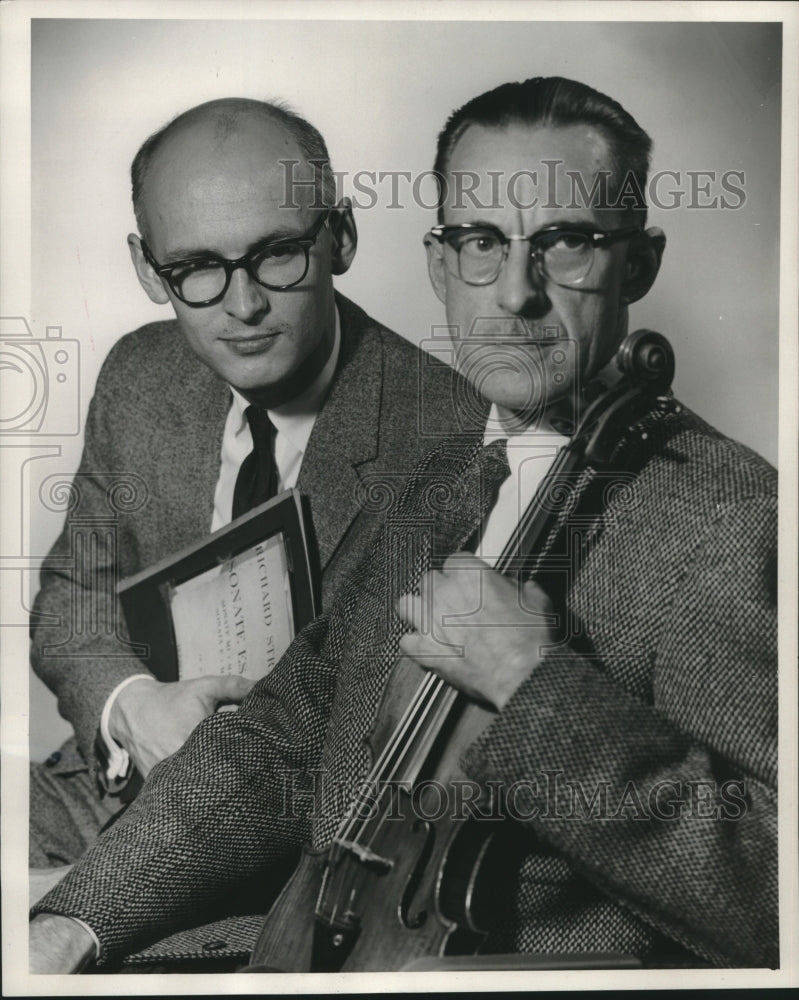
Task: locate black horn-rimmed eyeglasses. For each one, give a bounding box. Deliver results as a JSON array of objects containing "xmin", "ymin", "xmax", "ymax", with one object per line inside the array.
[{"xmin": 140, "ymin": 209, "xmax": 331, "ymax": 307}]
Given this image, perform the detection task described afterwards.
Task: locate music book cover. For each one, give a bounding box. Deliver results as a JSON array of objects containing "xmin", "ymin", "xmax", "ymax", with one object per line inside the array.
[{"xmin": 116, "ymin": 489, "xmax": 319, "ymax": 684}]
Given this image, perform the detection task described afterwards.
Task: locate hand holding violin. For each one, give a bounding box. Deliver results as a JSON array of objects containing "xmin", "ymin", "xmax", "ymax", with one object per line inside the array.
[{"xmin": 397, "ymin": 552, "xmax": 556, "ymax": 711}]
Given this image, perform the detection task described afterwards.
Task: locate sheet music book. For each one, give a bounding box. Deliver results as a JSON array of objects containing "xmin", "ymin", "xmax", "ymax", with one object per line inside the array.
[{"xmin": 117, "ymin": 489, "xmax": 319, "ymax": 684}]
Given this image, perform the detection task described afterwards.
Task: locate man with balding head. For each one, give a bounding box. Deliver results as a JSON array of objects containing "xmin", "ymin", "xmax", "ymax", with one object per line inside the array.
[{"xmin": 29, "ymin": 98, "xmax": 477, "ymax": 868}]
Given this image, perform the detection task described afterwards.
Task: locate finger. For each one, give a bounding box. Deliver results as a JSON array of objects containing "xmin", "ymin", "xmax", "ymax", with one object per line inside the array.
[
  {"xmin": 520, "ymin": 578, "xmax": 556, "ymax": 618},
  {"xmin": 398, "ymin": 630, "xmax": 435, "ymax": 668},
  {"xmin": 197, "ymin": 674, "xmax": 255, "ymax": 705},
  {"xmin": 398, "ymin": 629, "xmax": 461, "ymax": 670},
  {"xmin": 216, "ymin": 674, "xmax": 256, "ymax": 702},
  {"xmin": 443, "ymin": 551, "xmax": 488, "ymax": 574},
  {"xmin": 396, "ymin": 591, "xmax": 424, "ymax": 630}
]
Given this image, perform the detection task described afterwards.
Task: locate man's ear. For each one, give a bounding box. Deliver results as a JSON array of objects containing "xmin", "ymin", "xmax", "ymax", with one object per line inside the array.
[
  {"xmin": 621, "ymin": 226, "xmax": 665, "ymax": 305},
  {"xmin": 424, "ymin": 234, "xmax": 447, "ymax": 305},
  {"xmin": 329, "ymin": 198, "xmax": 358, "ymax": 276},
  {"xmin": 127, "ymin": 234, "xmax": 170, "ymax": 305}
]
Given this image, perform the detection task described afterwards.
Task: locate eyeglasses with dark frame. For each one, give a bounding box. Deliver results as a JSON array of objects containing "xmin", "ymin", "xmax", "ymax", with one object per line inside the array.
[
  {"xmin": 140, "ymin": 209, "xmax": 331, "ymax": 307},
  {"xmin": 426, "ymin": 222, "xmax": 642, "ymax": 289}
]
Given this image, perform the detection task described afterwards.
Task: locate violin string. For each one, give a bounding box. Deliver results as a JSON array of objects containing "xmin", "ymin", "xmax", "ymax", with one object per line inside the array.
[
  {"xmin": 322, "ymin": 674, "xmax": 450, "ymax": 919},
  {"xmin": 320, "ymin": 461, "xmax": 563, "ymax": 922},
  {"xmin": 325, "ymin": 460, "xmax": 563, "ymax": 919},
  {"xmin": 335, "ymin": 484, "xmax": 549, "ymax": 853},
  {"xmin": 338, "ymin": 673, "xmax": 455, "ymax": 857},
  {"xmin": 354, "ymin": 677, "xmax": 446, "ymax": 820},
  {"xmin": 359, "ymin": 682, "xmax": 457, "ymax": 847},
  {"xmin": 324, "ymin": 845, "xmax": 371, "ymax": 926},
  {"xmin": 335, "ymin": 670, "xmax": 443, "ymax": 843},
  {"xmin": 342, "ymin": 486, "xmax": 557, "ymax": 859},
  {"xmin": 359, "ymin": 686, "xmax": 459, "ymax": 854}
]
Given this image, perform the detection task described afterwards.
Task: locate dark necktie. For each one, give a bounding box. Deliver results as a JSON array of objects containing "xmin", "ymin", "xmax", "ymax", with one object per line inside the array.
[
  {"xmin": 231, "ymin": 406, "xmax": 279, "ymax": 519},
  {"xmin": 459, "ymin": 437, "xmax": 511, "ymax": 554},
  {"xmin": 475, "ymin": 436, "xmax": 511, "ymax": 497}
]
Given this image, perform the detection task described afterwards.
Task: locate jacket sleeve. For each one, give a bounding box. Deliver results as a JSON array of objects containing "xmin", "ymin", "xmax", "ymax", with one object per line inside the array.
[
  {"xmin": 30, "ymin": 340, "xmax": 158, "ymax": 775},
  {"xmin": 462, "ymin": 493, "xmax": 778, "ymax": 968},
  {"xmin": 28, "ymin": 438, "xmax": 447, "ymax": 965},
  {"xmin": 31, "ymin": 589, "xmax": 355, "ymax": 965}
]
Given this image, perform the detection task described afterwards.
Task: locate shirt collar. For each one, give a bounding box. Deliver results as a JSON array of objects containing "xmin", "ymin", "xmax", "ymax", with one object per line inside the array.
[
  {"xmin": 483, "ymin": 404, "xmax": 569, "ymax": 474},
  {"xmin": 483, "ymin": 394, "xmax": 581, "ymax": 441},
  {"xmin": 229, "ymin": 306, "xmax": 341, "ymax": 456},
  {"xmin": 481, "ymin": 358, "xmax": 622, "ymax": 456}
]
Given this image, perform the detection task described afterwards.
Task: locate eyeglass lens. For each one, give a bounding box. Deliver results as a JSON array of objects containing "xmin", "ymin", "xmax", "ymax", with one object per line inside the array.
[
  {"xmin": 446, "ymin": 230, "xmax": 594, "ymax": 286},
  {"xmin": 171, "ymin": 243, "xmax": 309, "ymax": 303}
]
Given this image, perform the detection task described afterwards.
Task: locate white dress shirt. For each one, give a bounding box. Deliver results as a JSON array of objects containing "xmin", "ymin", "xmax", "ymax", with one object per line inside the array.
[
  {"xmin": 212, "ymin": 312, "xmax": 342, "ymax": 530},
  {"xmin": 477, "ymin": 404, "xmax": 570, "ymax": 567}
]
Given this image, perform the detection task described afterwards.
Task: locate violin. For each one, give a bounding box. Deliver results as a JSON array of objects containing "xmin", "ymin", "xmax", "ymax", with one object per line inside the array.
[{"xmin": 247, "ymin": 330, "xmax": 676, "ymax": 973}]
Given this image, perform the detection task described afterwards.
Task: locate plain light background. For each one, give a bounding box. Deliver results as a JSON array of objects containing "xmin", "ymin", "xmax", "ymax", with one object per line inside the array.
[{"xmin": 24, "ymin": 17, "xmax": 782, "ymax": 757}]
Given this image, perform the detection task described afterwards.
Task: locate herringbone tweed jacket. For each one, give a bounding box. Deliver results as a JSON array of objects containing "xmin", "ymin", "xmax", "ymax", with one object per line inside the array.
[
  {"xmin": 35, "ymin": 399, "xmax": 778, "ymax": 970},
  {"xmin": 30, "ymin": 293, "xmax": 483, "ymax": 780}
]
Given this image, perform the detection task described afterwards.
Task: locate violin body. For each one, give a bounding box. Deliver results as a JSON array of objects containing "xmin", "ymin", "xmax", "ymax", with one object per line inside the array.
[
  {"xmin": 248, "ymin": 330, "xmax": 676, "ymax": 974},
  {"xmin": 249, "ymin": 655, "xmax": 523, "ymax": 972}
]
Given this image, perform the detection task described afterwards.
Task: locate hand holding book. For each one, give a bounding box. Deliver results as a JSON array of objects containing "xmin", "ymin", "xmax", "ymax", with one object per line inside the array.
[{"xmin": 108, "ymin": 674, "xmax": 255, "ymax": 777}]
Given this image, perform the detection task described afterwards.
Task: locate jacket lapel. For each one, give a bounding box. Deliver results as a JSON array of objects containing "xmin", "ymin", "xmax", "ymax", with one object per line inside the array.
[
  {"xmin": 296, "ymin": 295, "xmax": 381, "ymax": 571},
  {"xmin": 157, "ymin": 336, "xmax": 231, "ymax": 548},
  {"xmin": 403, "ymin": 437, "xmax": 502, "ymax": 572}
]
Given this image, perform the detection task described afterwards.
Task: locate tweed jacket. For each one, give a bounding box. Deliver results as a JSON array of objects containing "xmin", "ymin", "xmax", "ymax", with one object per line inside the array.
[
  {"xmin": 35, "ymin": 398, "xmax": 778, "ymax": 970},
  {"xmin": 30, "ymin": 293, "xmax": 484, "ymax": 778}
]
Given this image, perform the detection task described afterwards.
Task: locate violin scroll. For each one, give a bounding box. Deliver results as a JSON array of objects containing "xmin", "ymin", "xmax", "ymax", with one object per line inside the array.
[
  {"xmin": 615, "ymin": 329, "xmax": 675, "ymax": 392},
  {"xmin": 579, "ymin": 330, "xmax": 675, "ymax": 468}
]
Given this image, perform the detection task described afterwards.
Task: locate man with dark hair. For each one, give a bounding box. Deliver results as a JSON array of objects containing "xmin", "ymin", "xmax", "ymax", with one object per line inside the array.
[
  {"xmin": 29, "ymin": 97, "xmax": 477, "ymax": 871},
  {"xmin": 433, "ymin": 76, "xmax": 652, "ymax": 224},
  {"xmin": 31, "ymin": 77, "xmax": 777, "ymax": 972}
]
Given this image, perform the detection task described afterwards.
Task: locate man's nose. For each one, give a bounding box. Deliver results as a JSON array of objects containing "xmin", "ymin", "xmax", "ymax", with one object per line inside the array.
[
  {"xmin": 223, "ymin": 266, "xmax": 270, "ymax": 322},
  {"xmin": 495, "ymin": 244, "xmax": 548, "ymax": 317}
]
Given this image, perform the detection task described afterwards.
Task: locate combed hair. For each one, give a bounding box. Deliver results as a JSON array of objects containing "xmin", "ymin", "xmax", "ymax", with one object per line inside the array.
[
  {"xmin": 433, "ymin": 76, "xmax": 653, "ymax": 223},
  {"xmin": 131, "ymin": 97, "xmax": 336, "ymax": 239}
]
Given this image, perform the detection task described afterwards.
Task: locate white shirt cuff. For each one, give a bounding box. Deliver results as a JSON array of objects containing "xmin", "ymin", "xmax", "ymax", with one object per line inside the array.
[
  {"xmin": 65, "ymin": 915, "xmax": 101, "ymax": 967},
  {"xmin": 99, "ymin": 674, "xmax": 155, "ymax": 782}
]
